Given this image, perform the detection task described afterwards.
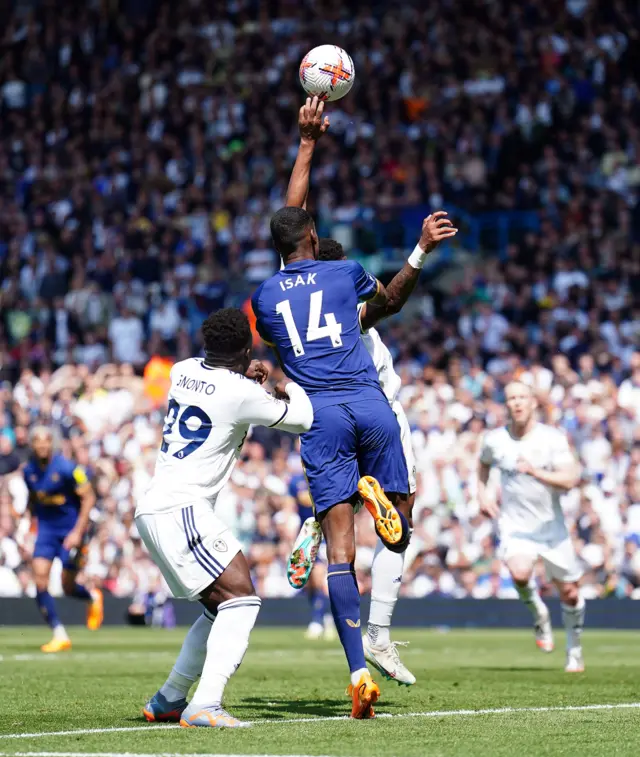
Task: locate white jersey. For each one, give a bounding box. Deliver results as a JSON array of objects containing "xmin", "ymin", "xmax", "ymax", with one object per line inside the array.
[
  {"xmin": 358, "ymin": 306, "xmax": 401, "ymax": 404},
  {"xmin": 480, "ymin": 423, "xmax": 575, "ymax": 539},
  {"xmin": 137, "ymin": 358, "xmax": 310, "ymax": 515}
]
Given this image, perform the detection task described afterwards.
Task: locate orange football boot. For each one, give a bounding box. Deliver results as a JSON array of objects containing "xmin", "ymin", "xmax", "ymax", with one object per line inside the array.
[
  {"xmin": 87, "ymin": 588, "xmax": 104, "ymax": 631},
  {"xmin": 347, "ymin": 671, "xmax": 380, "ymax": 719},
  {"xmin": 357, "ymin": 476, "xmax": 403, "ymax": 547},
  {"xmin": 41, "ymin": 638, "xmax": 72, "ymax": 654}
]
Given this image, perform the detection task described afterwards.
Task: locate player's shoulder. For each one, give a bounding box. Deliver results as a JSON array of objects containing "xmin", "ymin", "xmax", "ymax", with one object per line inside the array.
[
  {"xmin": 52, "ymin": 454, "xmax": 75, "ymax": 475},
  {"xmin": 171, "ymin": 357, "xmax": 200, "ymax": 375},
  {"xmin": 483, "ymin": 426, "xmax": 507, "ymax": 442},
  {"xmin": 535, "ymin": 423, "xmax": 569, "ymax": 444}
]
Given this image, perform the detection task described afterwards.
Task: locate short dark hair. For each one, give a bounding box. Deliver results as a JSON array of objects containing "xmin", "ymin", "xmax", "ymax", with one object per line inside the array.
[
  {"xmin": 318, "ymin": 237, "xmax": 346, "ymax": 262},
  {"xmin": 270, "ymin": 206, "xmax": 314, "ymax": 256},
  {"xmin": 202, "ymin": 308, "xmax": 251, "ymax": 356}
]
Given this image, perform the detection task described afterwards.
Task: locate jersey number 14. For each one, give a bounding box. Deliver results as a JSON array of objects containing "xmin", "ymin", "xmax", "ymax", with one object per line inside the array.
[{"xmin": 276, "ymin": 290, "xmax": 342, "ymax": 357}]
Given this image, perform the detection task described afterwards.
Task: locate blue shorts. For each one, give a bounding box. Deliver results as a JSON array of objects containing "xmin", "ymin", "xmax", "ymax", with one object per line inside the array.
[
  {"xmin": 34, "ymin": 530, "xmax": 85, "ymax": 572},
  {"xmin": 301, "ymin": 398, "xmax": 409, "ymax": 515}
]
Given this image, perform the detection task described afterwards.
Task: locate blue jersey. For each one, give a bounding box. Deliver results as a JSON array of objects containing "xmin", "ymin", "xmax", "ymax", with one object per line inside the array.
[
  {"xmin": 23, "ymin": 454, "xmax": 89, "ymax": 533},
  {"xmin": 251, "ymin": 259, "xmax": 385, "ymax": 409}
]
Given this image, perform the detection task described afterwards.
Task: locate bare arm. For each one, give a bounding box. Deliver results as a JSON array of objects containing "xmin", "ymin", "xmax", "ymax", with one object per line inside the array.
[
  {"xmin": 517, "ymin": 459, "xmax": 581, "ymax": 492},
  {"xmin": 63, "ymin": 470, "xmax": 96, "ymax": 550},
  {"xmin": 359, "ymin": 212, "xmax": 458, "ymax": 331},
  {"xmin": 477, "ymin": 461, "xmax": 500, "ymax": 518},
  {"xmin": 285, "ymin": 97, "xmax": 330, "ymax": 210}
]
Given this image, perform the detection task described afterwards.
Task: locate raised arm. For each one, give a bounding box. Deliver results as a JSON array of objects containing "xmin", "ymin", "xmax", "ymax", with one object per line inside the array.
[
  {"xmin": 359, "ymin": 212, "xmax": 458, "ymax": 331},
  {"xmin": 285, "ymin": 96, "xmax": 330, "ymax": 210}
]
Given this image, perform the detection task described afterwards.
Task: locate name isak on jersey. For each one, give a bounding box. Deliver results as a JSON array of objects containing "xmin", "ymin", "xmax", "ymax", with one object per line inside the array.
[
  {"xmin": 279, "ymin": 273, "xmax": 317, "ymax": 291},
  {"xmin": 176, "ymin": 374, "xmax": 216, "ymax": 395}
]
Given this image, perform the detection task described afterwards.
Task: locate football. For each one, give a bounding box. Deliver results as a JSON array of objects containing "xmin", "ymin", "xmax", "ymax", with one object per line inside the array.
[{"xmin": 298, "ymin": 45, "xmax": 355, "ymax": 102}]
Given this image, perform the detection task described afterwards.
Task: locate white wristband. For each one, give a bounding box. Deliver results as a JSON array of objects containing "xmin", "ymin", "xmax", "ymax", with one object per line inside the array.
[{"xmin": 408, "ymin": 243, "xmax": 427, "ymax": 269}]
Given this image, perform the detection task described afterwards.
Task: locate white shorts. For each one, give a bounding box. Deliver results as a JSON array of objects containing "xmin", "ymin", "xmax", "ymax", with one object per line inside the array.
[
  {"xmin": 499, "ymin": 533, "xmax": 583, "ymax": 584},
  {"xmin": 135, "ymin": 502, "xmax": 241, "ymax": 601},
  {"xmin": 392, "ymin": 400, "xmax": 417, "ymax": 494}
]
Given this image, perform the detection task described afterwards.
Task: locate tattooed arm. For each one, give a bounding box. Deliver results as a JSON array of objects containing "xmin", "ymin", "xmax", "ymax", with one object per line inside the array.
[{"xmin": 359, "ymin": 212, "xmax": 457, "ymax": 331}]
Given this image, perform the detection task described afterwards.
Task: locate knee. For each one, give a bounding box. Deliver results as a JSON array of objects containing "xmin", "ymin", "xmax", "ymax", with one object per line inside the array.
[
  {"xmin": 511, "ymin": 571, "xmax": 532, "ymax": 586},
  {"xmin": 560, "ymin": 583, "xmax": 579, "ymax": 605},
  {"xmin": 34, "ymin": 576, "xmax": 49, "ymax": 593}
]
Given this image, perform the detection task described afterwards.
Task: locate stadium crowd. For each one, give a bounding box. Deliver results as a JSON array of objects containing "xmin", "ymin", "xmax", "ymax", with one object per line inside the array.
[{"xmin": 1, "ymin": 0, "xmax": 640, "ymax": 601}]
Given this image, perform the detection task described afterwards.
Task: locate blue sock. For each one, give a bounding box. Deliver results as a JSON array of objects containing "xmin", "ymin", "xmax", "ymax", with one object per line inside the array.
[
  {"xmin": 70, "ymin": 583, "xmax": 92, "ymax": 601},
  {"xmin": 327, "ymin": 563, "xmax": 366, "ymax": 673},
  {"xmin": 36, "ymin": 590, "xmax": 61, "ymax": 629},
  {"xmin": 309, "ymin": 589, "xmax": 327, "ymax": 626}
]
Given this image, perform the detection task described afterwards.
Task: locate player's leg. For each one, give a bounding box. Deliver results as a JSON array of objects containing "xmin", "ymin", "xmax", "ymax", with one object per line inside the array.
[
  {"xmin": 137, "ymin": 506, "xmax": 257, "ymax": 728},
  {"xmin": 367, "ymin": 403, "xmax": 416, "ymax": 677},
  {"xmin": 302, "ymin": 404, "xmax": 380, "ymax": 718},
  {"xmin": 544, "ymin": 539, "xmax": 585, "ymax": 672},
  {"xmin": 32, "ymin": 535, "xmax": 72, "ymax": 653},
  {"xmin": 60, "ymin": 544, "xmax": 104, "ymax": 631},
  {"xmin": 305, "ymin": 564, "xmax": 330, "ymax": 639},
  {"xmin": 355, "ymin": 398, "xmax": 415, "ymax": 684},
  {"xmin": 145, "ymin": 610, "xmax": 215, "ymax": 721},
  {"xmin": 180, "ymin": 550, "xmax": 260, "ymax": 728},
  {"xmin": 504, "ymin": 543, "xmax": 553, "ymax": 652}
]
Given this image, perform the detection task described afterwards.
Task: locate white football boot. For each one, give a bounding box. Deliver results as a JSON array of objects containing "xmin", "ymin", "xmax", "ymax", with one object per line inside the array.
[
  {"xmin": 362, "ymin": 634, "xmax": 416, "ymax": 686},
  {"xmin": 534, "ymin": 607, "xmax": 554, "ymax": 653},
  {"xmin": 565, "ymin": 647, "xmax": 585, "ymax": 673}
]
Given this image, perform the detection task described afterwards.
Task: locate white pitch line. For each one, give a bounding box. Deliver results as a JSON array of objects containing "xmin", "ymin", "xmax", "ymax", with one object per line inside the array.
[
  {"xmin": 1, "ymin": 702, "xmax": 639, "ymax": 740},
  {"xmin": 0, "ymin": 754, "xmax": 335, "ymax": 757}
]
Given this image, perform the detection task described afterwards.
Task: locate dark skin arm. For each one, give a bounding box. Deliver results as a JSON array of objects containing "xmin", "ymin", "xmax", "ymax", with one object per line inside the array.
[
  {"xmin": 359, "ymin": 212, "xmax": 457, "ymax": 330},
  {"xmin": 285, "ymin": 96, "xmax": 329, "ymax": 210}
]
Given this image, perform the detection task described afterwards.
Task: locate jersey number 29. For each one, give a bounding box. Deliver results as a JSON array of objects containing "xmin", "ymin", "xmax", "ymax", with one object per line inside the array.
[
  {"xmin": 276, "ymin": 290, "xmax": 342, "ymax": 357},
  {"xmin": 161, "ymin": 399, "xmax": 212, "ymax": 458}
]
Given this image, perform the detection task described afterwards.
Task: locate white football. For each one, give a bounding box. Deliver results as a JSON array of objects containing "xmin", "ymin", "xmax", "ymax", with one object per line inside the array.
[{"xmin": 299, "ymin": 45, "xmax": 355, "ymax": 102}]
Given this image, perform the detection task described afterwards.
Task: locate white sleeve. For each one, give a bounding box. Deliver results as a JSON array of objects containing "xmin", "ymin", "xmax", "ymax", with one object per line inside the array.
[
  {"xmin": 237, "ymin": 381, "xmax": 313, "ymax": 434},
  {"xmin": 479, "ymin": 433, "xmax": 494, "ymax": 466},
  {"xmin": 550, "ymin": 430, "xmax": 575, "ymax": 468}
]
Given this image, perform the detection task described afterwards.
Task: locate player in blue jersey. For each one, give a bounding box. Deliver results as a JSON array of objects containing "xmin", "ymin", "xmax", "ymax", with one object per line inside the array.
[
  {"xmin": 283, "ymin": 98, "xmax": 457, "ymax": 684},
  {"xmin": 252, "ymin": 190, "xmax": 419, "ymax": 717},
  {"xmin": 23, "ymin": 426, "xmax": 102, "ymax": 652}
]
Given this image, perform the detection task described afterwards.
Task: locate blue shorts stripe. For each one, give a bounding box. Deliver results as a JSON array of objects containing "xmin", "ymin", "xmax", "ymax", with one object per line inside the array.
[
  {"xmin": 186, "ymin": 506, "xmax": 226, "ymax": 574},
  {"xmin": 181, "ymin": 508, "xmax": 219, "ymax": 579}
]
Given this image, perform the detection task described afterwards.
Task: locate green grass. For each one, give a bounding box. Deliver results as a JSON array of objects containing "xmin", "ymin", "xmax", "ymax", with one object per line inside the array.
[{"xmin": 2, "ymin": 627, "xmax": 639, "ymax": 756}]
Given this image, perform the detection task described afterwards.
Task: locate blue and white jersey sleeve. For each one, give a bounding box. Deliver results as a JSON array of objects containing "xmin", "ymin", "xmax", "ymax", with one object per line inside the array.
[{"xmin": 346, "ymin": 261, "xmax": 380, "ymax": 301}]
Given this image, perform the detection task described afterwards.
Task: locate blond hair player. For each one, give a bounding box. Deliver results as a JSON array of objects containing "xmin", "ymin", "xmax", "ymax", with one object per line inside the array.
[{"xmin": 477, "ymin": 381, "xmax": 585, "ymax": 672}]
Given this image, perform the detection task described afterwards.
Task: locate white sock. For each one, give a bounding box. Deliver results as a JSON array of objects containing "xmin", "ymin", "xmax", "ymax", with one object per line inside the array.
[
  {"xmin": 159, "ymin": 611, "xmax": 215, "ymax": 701},
  {"xmin": 367, "ymin": 540, "xmax": 405, "ymax": 649},
  {"xmin": 53, "ymin": 624, "xmax": 69, "ymax": 641},
  {"xmin": 350, "ymin": 667, "xmax": 369, "ymax": 687},
  {"xmin": 189, "ymin": 597, "xmax": 261, "ymax": 708},
  {"xmin": 562, "ymin": 595, "xmax": 585, "ymax": 651},
  {"xmin": 515, "ymin": 581, "xmax": 547, "ymax": 622}
]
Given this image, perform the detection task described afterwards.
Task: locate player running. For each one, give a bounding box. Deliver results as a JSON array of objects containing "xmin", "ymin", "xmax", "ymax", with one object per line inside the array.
[
  {"xmin": 284, "ymin": 97, "xmax": 457, "ymax": 685},
  {"xmin": 23, "ymin": 427, "xmax": 102, "ymax": 653},
  {"xmin": 478, "ymin": 381, "xmax": 585, "ymax": 673},
  {"xmin": 137, "ymin": 308, "xmax": 313, "ymax": 729}
]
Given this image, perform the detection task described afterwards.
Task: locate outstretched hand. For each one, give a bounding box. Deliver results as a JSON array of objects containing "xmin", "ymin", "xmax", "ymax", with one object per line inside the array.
[
  {"xmin": 299, "ymin": 96, "xmax": 330, "ymax": 143},
  {"xmin": 418, "ymin": 211, "xmax": 458, "ymax": 252}
]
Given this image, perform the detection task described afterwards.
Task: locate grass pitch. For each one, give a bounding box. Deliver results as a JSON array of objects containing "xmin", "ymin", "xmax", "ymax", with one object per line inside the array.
[{"xmin": 2, "ymin": 626, "xmax": 639, "ymax": 756}]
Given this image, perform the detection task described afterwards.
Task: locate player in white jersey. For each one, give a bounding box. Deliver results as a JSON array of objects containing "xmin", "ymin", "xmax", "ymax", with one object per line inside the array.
[
  {"xmin": 282, "ymin": 98, "xmax": 457, "ymax": 687},
  {"xmin": 478, "ymin": 381, "xmax": 585, "ymax": 673},
  {"xmin": 136, "ymin": 308, "xmax": 313, "ymax": 728}
]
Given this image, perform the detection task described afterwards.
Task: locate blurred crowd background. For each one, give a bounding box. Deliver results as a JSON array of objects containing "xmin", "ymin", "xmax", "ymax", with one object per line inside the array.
[{"xmin": 1, "ymin": 0, "xmax": 640, "ymax": 602}]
